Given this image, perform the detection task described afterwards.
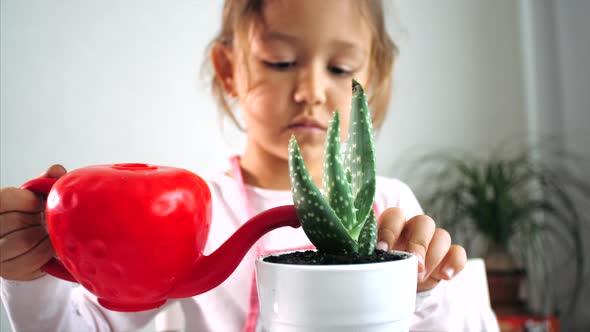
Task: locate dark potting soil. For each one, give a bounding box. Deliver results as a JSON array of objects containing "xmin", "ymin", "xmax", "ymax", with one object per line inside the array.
[{"xmin": 263, "ymin": 249, "xmax": 410, "ymax": 265}]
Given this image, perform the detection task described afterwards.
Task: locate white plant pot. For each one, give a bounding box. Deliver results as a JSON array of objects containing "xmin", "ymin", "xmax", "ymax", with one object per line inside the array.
[{"xmin": 255, "ymin": 250, "xmax": 417, "ymax": 332}]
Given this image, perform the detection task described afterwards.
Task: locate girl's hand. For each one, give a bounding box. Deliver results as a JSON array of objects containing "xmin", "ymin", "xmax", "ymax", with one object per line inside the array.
[
  {"xmin": 376, "ymin": 207, "xmax": 467, "ymax": 292},
  {"xmin": 0, "ymin": 165, "xmax": 66, "ymax": 281}
]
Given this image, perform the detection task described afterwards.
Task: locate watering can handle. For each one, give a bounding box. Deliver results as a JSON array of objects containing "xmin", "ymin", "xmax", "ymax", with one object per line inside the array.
[{"xmin": 20, "ymin": 177, "xmax": 78, "ymax": 283}]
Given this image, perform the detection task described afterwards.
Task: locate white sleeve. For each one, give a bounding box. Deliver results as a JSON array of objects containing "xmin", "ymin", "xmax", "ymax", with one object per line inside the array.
[
  {"xmin": 410, "ymin": 259, "xmax": 499, "ymax": 331},
  {"xmin": 1, "ymin": 275, "xmax": 161, "ymax": 332}
]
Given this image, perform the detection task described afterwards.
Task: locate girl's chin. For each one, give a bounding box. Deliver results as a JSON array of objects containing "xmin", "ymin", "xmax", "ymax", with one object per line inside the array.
[{"xmin": 289, "ymin": 140, "xmax": 325, "ymax": 160}]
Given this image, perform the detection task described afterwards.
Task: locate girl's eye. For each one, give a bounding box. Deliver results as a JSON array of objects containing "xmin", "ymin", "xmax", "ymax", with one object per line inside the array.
[
  {"xmin": 263, "ymin": 61, "xmax": 297, "ymax": 71},
  {"xmin": 329, "ymin": 66, "xmax": 352, "ymax": 76}
]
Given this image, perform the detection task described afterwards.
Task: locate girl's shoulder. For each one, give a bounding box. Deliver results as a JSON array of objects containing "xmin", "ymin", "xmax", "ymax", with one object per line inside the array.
[
  {"xmin": 205, "ymin": 172, "xmax": 237, "ymax": 193},
  {"xmin": 376, "ymin": 175, "xmax": 412, "ymax": 190},
  {"xmin": 375, "ymin": 175, "xmax": 424, "ymax": 219},
  {"xmin": 204, "ymin": 172, "xmax": 292, "ymax": 202},
  {"xmin": 204, "ymin": 172, "xmax": 244, "ymax": 209},
  {"xmin": 375, "ymin": 175, "xmax": 415, "ymax": 199}
]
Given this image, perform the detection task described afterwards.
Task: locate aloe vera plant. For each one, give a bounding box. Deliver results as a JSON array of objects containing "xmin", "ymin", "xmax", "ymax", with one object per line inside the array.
[{"xmin": 288, "ymin": 80, "xmax": 377, "ymax": 255}]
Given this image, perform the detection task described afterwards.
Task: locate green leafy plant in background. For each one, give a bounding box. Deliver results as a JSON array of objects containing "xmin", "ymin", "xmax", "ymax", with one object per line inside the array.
[
  {"xmin": 288, "ymin": 80, "xmax": 377, "ymax": 255},
  {"xmin": 410, "ymin": 149, "xmax": 588, "ymax": 314}
]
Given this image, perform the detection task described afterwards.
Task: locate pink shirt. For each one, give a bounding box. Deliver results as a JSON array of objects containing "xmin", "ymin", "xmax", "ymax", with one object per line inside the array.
[{"xmin": 1, "ymin": 173, "xmax": 499, "ymax": 331}]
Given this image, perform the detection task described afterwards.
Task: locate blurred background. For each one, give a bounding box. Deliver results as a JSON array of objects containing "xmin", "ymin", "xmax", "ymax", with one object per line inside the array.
[{"xmin": 1, "ymin": 0, "xmax": 588, "ymax": 331}]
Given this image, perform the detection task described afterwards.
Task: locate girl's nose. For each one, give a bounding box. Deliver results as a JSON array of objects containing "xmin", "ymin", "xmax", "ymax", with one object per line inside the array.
[{"xmin": 293, "ymin": 64, "xmax": 327, "ymax": 106}]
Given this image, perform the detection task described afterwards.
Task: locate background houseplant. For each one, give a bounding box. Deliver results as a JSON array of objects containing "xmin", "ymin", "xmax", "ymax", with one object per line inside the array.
[{"xmin": 403, "ymin": 147, "xmax": 588, "ymax": 316}]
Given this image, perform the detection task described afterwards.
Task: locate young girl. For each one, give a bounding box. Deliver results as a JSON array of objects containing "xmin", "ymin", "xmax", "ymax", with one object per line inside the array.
[{"xmin": 0, "ymin": 0, "xmax": 499, "ymax": 331}]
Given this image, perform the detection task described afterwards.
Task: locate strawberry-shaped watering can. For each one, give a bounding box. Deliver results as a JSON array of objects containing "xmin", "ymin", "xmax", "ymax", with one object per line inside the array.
[{"xmin": 21, "ymin": 163, "xmax": 300, "ymax": 312}]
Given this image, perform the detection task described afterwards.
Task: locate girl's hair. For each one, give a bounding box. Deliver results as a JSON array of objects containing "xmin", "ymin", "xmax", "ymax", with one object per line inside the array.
[{"xmin": 202, "ymin": 0, "xmax": 398, "ymax": 131}]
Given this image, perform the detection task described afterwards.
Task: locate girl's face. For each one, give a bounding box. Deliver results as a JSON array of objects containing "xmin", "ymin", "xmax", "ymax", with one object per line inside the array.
[{"xmin": 232, "ymin": 0, "xmax": 372, "ymax": 166}]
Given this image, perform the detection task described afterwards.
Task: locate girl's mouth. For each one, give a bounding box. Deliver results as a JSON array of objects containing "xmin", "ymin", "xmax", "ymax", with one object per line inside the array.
[
  {"xmin": 287, "ymin": 120, "xmax": 327, "ymax": 133},
  {"xmin": 287, "ymin": 124, "xmax": 326, "ymax": 134}
]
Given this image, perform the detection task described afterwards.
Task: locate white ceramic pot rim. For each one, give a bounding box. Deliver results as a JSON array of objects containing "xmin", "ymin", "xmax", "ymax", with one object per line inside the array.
[
  {"xmin": 257, "ymin": 250, "xmax": 415, "ymax": 271},
  {"xmin": 255, "ymin": 249, "xmax": 418, "ymax": 331}
]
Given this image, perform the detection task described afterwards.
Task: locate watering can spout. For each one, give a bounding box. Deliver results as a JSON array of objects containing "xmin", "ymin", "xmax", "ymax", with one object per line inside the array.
[{"xmin": 170, "ymin": 205, "xmax": 300, "ymax": 298}]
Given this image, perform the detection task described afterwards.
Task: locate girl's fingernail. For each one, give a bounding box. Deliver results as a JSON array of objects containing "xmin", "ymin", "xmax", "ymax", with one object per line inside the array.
[
  {"xmin": 376, "ymin": 241, "xmax": 389, "ymax": 251},
  {"xmin": 444, "ymin": 267, "xmax": 456, "ymax": 279}
]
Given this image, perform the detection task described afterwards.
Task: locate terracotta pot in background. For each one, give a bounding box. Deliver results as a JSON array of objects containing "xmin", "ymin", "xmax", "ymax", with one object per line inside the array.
[
  {"xmin": 485, "ymin": 246, "xmax": 526, "ymax": 314},
  {"xmin": 487, "ymin": 269, "xmax": 526, "ymax": 314}
]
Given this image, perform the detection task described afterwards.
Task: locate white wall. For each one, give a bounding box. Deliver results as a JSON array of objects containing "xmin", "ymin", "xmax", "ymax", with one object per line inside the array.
[
  {"xmin": 379, "ymin": 0, "xmax": 527, "ymax": 174},
  {"xmin": 520, "ymin": 0, "xmax": 590, "ymax": 329},
  {"xmin": 6, "ymin": 0, "xmax": 578, "ymax": 331},
  {"xmin": 555, "ymin": 1, "xmax": 590, "ymax": 154},
  {"xmin": 0, "ymin": 0, "xmax": 235, "ymax": 189}
]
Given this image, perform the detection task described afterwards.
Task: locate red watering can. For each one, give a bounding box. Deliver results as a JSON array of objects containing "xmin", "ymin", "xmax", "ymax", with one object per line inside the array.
[{"xmin": 21, "ymin": 163, "xmax": 300, "ymax": 312}]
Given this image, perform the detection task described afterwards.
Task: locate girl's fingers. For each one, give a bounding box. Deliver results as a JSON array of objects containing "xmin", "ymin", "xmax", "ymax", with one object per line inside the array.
[
  {"xmin": 392, "ymin": 215, "xmax": 436, "ymax": 272},
  {"xmin": 38, "ymin": 164, "xmax": 67, "ymax": 179},
  {"xmin": 0, "ymin": 165, "xmax": 65, "ymax": 281},
  {"xmin": 376, "ymin": 210, "xmax": 467, "ymax": 292},
  {"xmin": 418, "ymin": 244, "xmax": 467, "ymax": 292},
  {"xmin": 0, "ymin": 226, "xmax": 48, "ymax": 262},
  {"xmin": 0, "ymin": 187, "xmax": 45, "ymax": 239},
  {"xmin": 0, "ymin": 211, "xmax": 44, "ymax": 237},
  {"xmin": 421, "ymin": 228, "xmax": 451, "ymax": 281},
  {"xmin": 416, "ymin": 228, "xmax": 451, "ymax": 292},
  {"xmin": 376, "ymin": 208, "xmax": 406, "ymax": 250},
  {"xmin": 0, "ymin": 235, "xmax": 54, "ymax": 280},
  {"xmin": 433, "ymin": 244, "xmax": 467, "ymax": 281},
  {"xmin": 0, "ymin": 187, "xmax": 43, "ymax": 214}
]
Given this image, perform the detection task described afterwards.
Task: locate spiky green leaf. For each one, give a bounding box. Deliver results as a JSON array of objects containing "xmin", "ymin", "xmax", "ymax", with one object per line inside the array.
[
  {"xmin": 344, "ymin": 79, "xmax": 376, "ymax": 228},
  {"xmin": 322, "ymin": 112, "xmax": 357, "ymax": 234},
  {"xmin": 289, "ymin": 136, "xmax": 358, "ymax": 254},
  {"xmin": 358, "ymin": 210, "xmax": 377, "ymax": 255}
]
